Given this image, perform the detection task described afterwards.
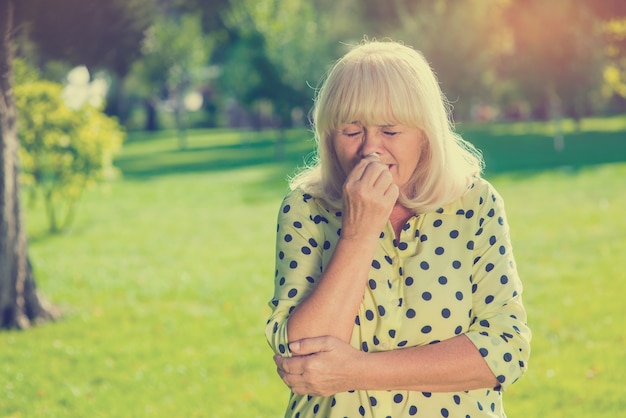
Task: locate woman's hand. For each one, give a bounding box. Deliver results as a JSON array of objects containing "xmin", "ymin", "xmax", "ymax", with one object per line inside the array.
[
  {"xmin": 274, "ymin": 336, "xmax": 366, "ymax": 397},
  {"xmin": 341, "ymin": 154, "xmax": 399, "ymax": 241}
]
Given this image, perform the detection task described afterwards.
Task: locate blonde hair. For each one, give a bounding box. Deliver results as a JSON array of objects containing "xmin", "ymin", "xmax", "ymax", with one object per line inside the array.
[{"xmin": 290, "ymin": 39, "xmax": 483, "ymax": 212}]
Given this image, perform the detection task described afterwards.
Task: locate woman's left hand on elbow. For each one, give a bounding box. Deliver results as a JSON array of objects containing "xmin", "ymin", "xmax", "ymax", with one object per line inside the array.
[{"xmin": 273, "ymin": 336, "xmax": 365, "ymax": 396}]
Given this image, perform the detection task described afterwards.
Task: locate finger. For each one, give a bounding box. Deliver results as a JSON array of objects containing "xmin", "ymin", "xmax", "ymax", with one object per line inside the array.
[
  {"xmin": 276, "ymin": 354, "xmax": 306, "ymax": 375},
  {"xmin": 347, "ymin": 152, "xmax": 383, "ymax": 181},
  {"xmin": 357, "ymin": 161, "xmax": 389, "ymax": 187},
  {"xmin": 371, "ymin": 165, "xmax": 393, "ymax": 190},
  {"xmin": 289, "ymin": 336, "xmax": 334, "ymax": 356}
]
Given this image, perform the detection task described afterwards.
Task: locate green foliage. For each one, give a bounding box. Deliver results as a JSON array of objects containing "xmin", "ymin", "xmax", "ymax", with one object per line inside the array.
[
  {"xmin": 127, "ymin": 12, "xmax": 212, "ymax": 140},
  {"xmin": 14, "ymin": 74, "xmax": 124, "ymax": 232},
  {"xmin": 17, "ymin": 0, "xmax": 154, "ymax": 76},
  {"xmin": 220, "ymin": 0, "xmax": 334, "ymax": 124}
]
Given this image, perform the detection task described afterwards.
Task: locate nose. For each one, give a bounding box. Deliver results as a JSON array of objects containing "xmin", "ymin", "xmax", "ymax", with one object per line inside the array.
[{"xmin": 360, "ymin": 129, "xmax": 384, "ymax": 158}]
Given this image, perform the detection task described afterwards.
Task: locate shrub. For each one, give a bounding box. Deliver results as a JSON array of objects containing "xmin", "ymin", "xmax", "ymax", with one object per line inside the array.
[{"xmin": 15, "ymin": 76, "xmax": 124, "ymax": 232}]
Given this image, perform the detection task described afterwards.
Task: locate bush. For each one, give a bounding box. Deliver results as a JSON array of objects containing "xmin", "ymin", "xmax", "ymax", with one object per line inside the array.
[{"xmin": 15, "ymin": 76, "xmax": 124, "ymax": 232}]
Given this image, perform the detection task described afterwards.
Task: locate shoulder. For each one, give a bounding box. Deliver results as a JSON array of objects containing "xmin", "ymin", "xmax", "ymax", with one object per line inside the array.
[
  {"xmin": 278, "ymin": 187, "xmax": 332, "ymax": 220},
  {"xmin": 437, "ymin": 177, "xmax": 505, "ymax": 215},
  {"xmin": 463, "ymin": 177, "xmax": 503, "ymax": 206}
]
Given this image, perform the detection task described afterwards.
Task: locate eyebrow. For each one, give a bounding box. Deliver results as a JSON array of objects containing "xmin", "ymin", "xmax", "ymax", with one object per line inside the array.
[{"xmin": 342, "ymin": 122, "xmax": 397, "ymax": 128}]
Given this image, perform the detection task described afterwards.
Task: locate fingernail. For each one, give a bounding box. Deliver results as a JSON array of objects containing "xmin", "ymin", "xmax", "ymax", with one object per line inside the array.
[{"xmin": 288, "ymin": 341, "xmax": 300, "ymax": 352}]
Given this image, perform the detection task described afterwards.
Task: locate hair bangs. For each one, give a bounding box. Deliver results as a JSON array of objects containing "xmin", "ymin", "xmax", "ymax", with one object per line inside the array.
[{"xmin": 317, "ymin": 54, "xmax": 422, "ymax": 134}]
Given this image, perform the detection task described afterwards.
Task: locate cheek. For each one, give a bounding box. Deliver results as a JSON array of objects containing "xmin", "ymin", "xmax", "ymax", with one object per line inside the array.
[{"xmin": 334, "ymin": 142, "xmax": 358, "ymax": 172}]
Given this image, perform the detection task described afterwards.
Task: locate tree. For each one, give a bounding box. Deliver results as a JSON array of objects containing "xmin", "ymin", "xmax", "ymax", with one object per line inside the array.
[
  {"xmin": 15, "ymin": 0, "xmax": 155, "ymax": 122},
  {"xmin": 219, "ymin": 0, "xmax": 335, "ymax": 151},
  {"xmin": 499, "ymin": 0, "xmax": 606, "ymax": 123},
  {"xmin": 0, "ymin": 0, "xmax": 57, "ymax": 330},
  {"xmin": 127, "ymin": 13, "xmax": 212, "ymax": 145}
]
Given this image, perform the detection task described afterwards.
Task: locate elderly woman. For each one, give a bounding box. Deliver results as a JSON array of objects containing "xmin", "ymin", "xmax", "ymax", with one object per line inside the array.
[{"xmin": 266, "ymin": 40, "xmax": 531, "ymax": 417}]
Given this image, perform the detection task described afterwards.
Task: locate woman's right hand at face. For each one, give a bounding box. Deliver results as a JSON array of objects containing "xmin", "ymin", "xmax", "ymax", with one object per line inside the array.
[{"xmin": 340, "ymin": 154, "xmax": 399, "ymax": 241}]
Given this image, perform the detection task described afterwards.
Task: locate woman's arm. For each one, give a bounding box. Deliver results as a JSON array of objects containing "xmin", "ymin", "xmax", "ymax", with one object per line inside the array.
[
  {"xmin": 286, "ymin": 156, "xmax": 398, "ymax": 343},
  {"xmin": 274, "ymin": 334, "xmax": 497, "ymax": 397}
]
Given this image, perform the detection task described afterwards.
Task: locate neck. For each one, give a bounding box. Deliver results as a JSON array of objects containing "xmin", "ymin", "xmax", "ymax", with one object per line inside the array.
[{"xmin": 389, "ymin": 204, "xmax": 415, "ymax": 240}]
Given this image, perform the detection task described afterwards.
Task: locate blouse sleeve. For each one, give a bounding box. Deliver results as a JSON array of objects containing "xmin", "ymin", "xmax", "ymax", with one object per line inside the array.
[
  {"xmin": 464, "ymin": 182, "xmax": 532, "ymax": 391},
  {"xmin": 264, "ymin": 190, "xmax": 326, "ymax": 357}
]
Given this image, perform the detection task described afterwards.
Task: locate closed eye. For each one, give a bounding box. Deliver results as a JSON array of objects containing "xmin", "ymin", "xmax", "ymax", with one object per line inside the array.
[
  {"xmin": 383, "ymin": 131, "xmax": 399, "ymax": 136},
  {"xmin": 343, "ymin": 131, "xmax": 362, "ymax": 137}
]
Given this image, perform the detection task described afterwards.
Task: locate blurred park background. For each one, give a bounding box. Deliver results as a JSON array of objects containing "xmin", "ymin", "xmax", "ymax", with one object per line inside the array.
[{"xmin": 1, "ymin": 0, "xmax": 626, "ymax": 416}]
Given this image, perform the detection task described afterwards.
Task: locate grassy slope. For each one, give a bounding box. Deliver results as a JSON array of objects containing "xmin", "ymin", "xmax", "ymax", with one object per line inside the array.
[{"xmin": 1, "ymin": 119, "xmax": 625, "ymax": 417}]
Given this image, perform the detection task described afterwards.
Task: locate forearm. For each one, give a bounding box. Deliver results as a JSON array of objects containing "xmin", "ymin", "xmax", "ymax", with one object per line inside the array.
[
  {"xmin": 358, "ymin": 335, "xmax": 498, "ymax": 392},
  {"xmin": 287, "ymin": 236, "xmax": 377, "ymax": 343}
]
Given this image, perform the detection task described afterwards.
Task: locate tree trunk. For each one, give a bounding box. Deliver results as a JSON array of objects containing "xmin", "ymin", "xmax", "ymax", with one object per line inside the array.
[{"xmin": 0, "ymin": 0, "xmax": 57, "ymax": 330}]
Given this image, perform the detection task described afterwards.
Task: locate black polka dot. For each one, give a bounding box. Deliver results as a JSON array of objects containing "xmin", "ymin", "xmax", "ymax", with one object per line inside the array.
[
  {"xmin": 393, "ymin": 393, "xmax": 403, "ymax": 403},
  {"xmin": 301, "ymin": 246, "xmax": 311, "ymax": 255},
  {"xmin": 282, "ymin": 204, "xmax": 291, "ymax": 213},
  {"xmin": 287, "ymin": 288, "xmax": 298, "ymax": 298},
  {"xmin": 406, "ymin": 309, "xmax": 416, "ymax": 318}
]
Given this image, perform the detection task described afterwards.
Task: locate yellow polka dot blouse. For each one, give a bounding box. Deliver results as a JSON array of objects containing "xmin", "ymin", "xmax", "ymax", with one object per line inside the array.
[{"xmin": 266, "ymin": 178, "xmax": 531, "ymax": 417}]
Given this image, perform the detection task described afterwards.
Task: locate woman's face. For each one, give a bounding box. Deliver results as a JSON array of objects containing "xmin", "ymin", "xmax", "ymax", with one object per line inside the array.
[{"xmin": 333, "ymin": 123, "xmax": 426, "ymax": 195}]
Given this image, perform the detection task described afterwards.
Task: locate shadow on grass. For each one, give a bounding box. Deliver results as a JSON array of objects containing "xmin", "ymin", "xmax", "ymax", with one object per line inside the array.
[
  {"xmin": 463, "ymin": 129, "xmax": 626, "ymax": 175},
  {"xmin": 114, "ymin": 127, "xmax": 626, "ymax": 179},
  {"xmin": 115, "ymin": 131, "xmax": 316, "ymax": 179}
]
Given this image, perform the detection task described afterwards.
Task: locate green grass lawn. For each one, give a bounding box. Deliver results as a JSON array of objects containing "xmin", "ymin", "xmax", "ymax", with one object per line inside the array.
[{"xmin": 1, "ymin": 118, "xmax": 626, "ymax": 417}]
